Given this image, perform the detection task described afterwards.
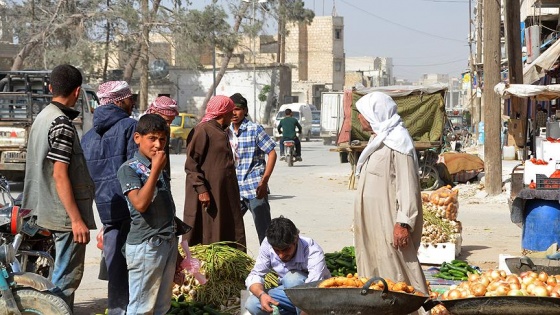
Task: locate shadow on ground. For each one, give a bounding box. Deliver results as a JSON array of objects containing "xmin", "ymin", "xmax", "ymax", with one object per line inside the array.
[
  {"xmin": 74, "ymin": 298, "xmax": 108, "ymax": 315},
  {"xmin": 457, "ymin": 245, "xmax": 491, "ymax": 262},
  {"xmin": 268, "ymin": 194, "xmax": 295, "ymax": 200}
]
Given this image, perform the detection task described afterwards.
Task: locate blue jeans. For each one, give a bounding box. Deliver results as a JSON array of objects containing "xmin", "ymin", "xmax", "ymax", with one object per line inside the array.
[
  {"xmin": 279, "ymin": 137, "xmax": 301, "ymax": 157},
  {"xmin": 126, "ymin": 236, "xmax": 178, "ymax": 315},
  {"xmin": 50, "ymin": 231, "xmax": 87, "ymax": 311},
  {"xmin": 240, "ymin": 197, "xmax": 271, "ymax": 244},
  {"xmin": 245, "ymin": 271, "xmax": 308, "ymax": 315},
  {"xmin": 104, "ymin": 220, "xmax": 131, "ymax": 315}
]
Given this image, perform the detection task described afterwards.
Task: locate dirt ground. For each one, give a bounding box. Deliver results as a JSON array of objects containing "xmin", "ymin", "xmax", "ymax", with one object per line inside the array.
[{"xmin": 69, "ymin": 141, "xmax": 522, "ymax": 314}]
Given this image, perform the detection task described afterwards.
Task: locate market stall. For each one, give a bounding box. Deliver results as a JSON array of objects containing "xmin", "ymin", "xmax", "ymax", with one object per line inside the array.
[{"xmin": 496, "ymin": 82, "xmax": 560, "ymax": 254}]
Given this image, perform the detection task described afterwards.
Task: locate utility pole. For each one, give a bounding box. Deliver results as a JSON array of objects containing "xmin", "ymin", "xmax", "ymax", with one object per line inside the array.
[
  {"xmin": 277, "ymin": 0, "xmax": 286, "ymax": 64},
  {"xmin": 140, "ymin": 0, "xmax": 149, "ymax": 111},
  {"xmin": 475, "ymin": 0, "xmax": 483, "ymax": 126},
  {"xmin": 504, "ymin": 0, "xmax": 526, "ymax": 148},
  {"xmin": 483, "ymin": 0, "xmax": 502, "ymax": 195},
  {"xmin": 252, "ymin": 0, "xmax": 257, "ymax": 122}
]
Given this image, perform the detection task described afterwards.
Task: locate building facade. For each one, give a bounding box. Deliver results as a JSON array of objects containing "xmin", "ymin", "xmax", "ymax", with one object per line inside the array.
[{"xmin": 345, "ymin": 56, "xmax": 394, "ymax": 89}]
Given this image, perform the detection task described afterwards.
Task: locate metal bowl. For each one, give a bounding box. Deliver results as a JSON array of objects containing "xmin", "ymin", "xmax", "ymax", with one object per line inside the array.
[{"xmin": 284, "ymin": 278, "xmax": 433, "ymax": 315}]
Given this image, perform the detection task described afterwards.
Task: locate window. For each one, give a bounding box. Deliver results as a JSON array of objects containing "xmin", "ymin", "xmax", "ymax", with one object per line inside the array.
[{"xmin": 335, "ymin": 28, "xmax": 342, "ymax": 40}]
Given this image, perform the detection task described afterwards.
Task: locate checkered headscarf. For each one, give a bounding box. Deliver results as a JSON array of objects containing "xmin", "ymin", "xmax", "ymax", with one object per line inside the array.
[
  {"xmin": 201, "ymin": 95, "xmax": 235, "ymax": 123},
  {"xmin": 146, "ymin": 96, "xmax": 179, "ymax": 117},
  {"xmin": 97, "ymin": 81, "xmax": 133, "ymax": 106}
]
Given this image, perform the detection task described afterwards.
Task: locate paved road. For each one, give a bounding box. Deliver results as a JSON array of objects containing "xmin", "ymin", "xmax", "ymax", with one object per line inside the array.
[{"xmin": 14, "ymin": 140, "xmax": 518, "ymax": 314}]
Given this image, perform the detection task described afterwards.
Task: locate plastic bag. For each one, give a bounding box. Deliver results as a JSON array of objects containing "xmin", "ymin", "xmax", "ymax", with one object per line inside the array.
[{"xmin": 177, "ymin": 240, "xmax": 207, "ymax": 285}]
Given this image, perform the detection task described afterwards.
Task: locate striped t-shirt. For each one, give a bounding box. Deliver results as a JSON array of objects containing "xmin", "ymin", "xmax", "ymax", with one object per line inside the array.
[{"xmin": 46, "ymin": 112, "xmax": 75, "ymax": 164}]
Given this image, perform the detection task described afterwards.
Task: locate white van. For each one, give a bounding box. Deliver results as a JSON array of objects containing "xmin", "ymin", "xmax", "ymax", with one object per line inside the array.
[{"xmin": 273, "ymin": 103, "xmax": 313, "ymax": 141}]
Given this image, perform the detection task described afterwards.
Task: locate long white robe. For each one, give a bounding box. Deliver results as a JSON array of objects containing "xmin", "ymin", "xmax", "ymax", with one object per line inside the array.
[{"xmin": 354, "ymin": 144, "xmax": 429, "ymax": 314}]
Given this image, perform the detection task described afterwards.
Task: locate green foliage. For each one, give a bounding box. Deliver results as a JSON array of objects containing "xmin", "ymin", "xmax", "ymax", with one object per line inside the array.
[
  {"xmin": 280, "ymin": 0, "xmax": 315, "ymax": 24},
  {"xmin": 0, "ymin": 0, "xmax": 314, "ymax": 80},
  {"xmin": 258, "ymin": 85, "xmax": 270, "ymax": 102}
]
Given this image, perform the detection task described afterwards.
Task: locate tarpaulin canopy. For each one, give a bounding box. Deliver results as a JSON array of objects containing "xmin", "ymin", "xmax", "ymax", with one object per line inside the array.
[
  {"xmin": 337, "ymin": 84, "xmax": 447, "ymax": 145},
  {"xmin": 494, "ymin": 82, "xmax": 560, "ymax": 101},
  {"xmin": 354, "ymin": 83, "xmax": 448, "ymax": 98},
  {"xmin": 523, "ymin": 38, "xmax": 560, "ymax": 84}
]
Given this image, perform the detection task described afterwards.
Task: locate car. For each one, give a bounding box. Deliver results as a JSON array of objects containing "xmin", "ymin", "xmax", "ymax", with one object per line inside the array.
[{"xmin": 170, "ymin": 113, "xmax": 198, "ymax": 154}]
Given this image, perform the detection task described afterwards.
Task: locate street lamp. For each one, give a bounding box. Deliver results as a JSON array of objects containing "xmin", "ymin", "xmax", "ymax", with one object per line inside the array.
[{"xmin": 243, "ymin": 0, "xmax": 267, "ymax": 123}]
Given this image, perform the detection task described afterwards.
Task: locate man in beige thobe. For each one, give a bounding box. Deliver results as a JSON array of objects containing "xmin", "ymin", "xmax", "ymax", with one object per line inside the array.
[{"xmin": 353, "ymin": 92, "xmax": 429, "ymax": 315}]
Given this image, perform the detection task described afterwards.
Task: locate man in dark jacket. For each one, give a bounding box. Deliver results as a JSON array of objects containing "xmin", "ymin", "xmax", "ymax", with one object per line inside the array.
[{"xmin": 81, "ymin": 81, "xmax": 137, "ymax": 315}]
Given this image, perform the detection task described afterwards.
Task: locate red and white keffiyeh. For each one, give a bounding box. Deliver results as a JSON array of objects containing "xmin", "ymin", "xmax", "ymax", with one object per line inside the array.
[
  {"xmin": 201, "ymin": 95, "xmax": 235, "ymax": 123},
  {"xmin": 97, "ymin": 81, "xmax": 133, "ymax": 106},
  {"xmin": 145, "ymin": 96, "xmax": 179, "ymax": 117}
]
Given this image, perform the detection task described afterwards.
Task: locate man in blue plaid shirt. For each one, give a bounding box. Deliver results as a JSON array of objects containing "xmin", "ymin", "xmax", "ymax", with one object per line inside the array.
[{"xmin": 230, "ymin": 93, "xmax": 277, "ymax": 243}]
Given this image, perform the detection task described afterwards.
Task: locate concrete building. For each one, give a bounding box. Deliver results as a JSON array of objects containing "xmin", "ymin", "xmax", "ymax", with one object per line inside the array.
[
  {"xmin": 419, "ymin": 73, "xmax": 450, "ymax": 86},
  {"xmin": 344, "ymin": 56, "xmax": 394, "ymax": 89},
  {"xmin": 285, "ymin": 15, "xmax": 345, "ymax": 107}
]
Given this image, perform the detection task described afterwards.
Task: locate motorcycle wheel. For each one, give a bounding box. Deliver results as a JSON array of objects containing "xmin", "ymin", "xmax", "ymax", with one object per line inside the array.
[
  {"xmin": 287, "ymin": 147, "xmax": 294, "ymax": 167},
  {"xmin": 418, "ymin": 164, "xmax": 440, "ymax": 191},
  {"xmin": 0, "ymin": 288, "xmax": 72, "ymax": 315}
]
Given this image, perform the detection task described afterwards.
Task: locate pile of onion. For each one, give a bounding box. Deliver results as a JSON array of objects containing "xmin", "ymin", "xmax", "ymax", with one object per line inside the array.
[{"xmin": 440, "ymin": 269, "xmax": 560, "ymax": 300}]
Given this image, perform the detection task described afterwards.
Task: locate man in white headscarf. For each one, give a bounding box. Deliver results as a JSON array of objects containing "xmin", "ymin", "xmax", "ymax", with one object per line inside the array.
[{"xmin": 353, "ymin": 92, "xmax": 429, "ymax": 314}]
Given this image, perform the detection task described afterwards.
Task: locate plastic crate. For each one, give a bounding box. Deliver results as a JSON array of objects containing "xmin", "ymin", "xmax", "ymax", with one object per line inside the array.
[
  {"xmin": 536, "ymin": 174, "xmax": 560, "ymax": 190},
  {"xmin": 417, "ymin": 235, "xmax": 462, "ymax": 265}
]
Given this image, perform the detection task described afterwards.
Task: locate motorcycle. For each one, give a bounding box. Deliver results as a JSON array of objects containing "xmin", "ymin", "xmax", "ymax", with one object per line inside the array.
[
  {"xmin": 283, "ymin": 140, "xmax": 299, "ymax": 167},
  {"xmin": 0, "ymin": 176, "xmax": 68, "ymax": 315},
  {"xmin": 8, "ymin": 203, "xmax": 54, "ymax": 280}
]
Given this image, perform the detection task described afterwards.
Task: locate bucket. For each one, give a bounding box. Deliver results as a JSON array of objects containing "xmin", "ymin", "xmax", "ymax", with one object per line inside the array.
[
  {"xmin": 517, "ymin": 148, "xmax": 525, "ymax": 160},
  {"xmin": 510, "ymin": 164, "xmax": 524, "ymax": 200},
  {"xmin": 522, "ymin": 200, "xmax": 560, "ymax": 251},
  {"xmin": 503, "ymin": 146, "xmax": 515, "ymax": 160}
]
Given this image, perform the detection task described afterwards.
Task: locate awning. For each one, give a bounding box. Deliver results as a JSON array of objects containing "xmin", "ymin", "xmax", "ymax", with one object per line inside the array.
[
  {"xmin": 494, "ymin": 82, "xmax": 560, "ymax": 101},
  {"xmin": 354, "ymin": 83, "xmax": 448, "ymax": 97},
  {"xmin": 523, "ymin": 38, "xmax": 560, "ymax": 84}
]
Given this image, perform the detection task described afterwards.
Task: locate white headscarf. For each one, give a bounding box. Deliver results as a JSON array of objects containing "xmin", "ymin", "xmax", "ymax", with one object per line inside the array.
[{"xmin": 355, "ymin": 92, "xmax": 415, "ymax": 175}]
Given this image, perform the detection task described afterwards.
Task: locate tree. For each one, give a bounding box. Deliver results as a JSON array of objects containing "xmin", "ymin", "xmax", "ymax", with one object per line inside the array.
[
  {"xmin": 197, "ymin": 1, "xmax": 248, "ymax": 116},
  {"xmin": 275, "ymin": 0, "xmax": 315, "ymax": 63},
  {"xmin": 4, "ymin": 0, "xmax": 103, "ymax": 71},
  {"xmin": 120, "ymin": 0, "xmax": 162, "ymax": 83},
  {"xmin": 198, "ymin": 0, "xmax": 314, "ymax": 116}
]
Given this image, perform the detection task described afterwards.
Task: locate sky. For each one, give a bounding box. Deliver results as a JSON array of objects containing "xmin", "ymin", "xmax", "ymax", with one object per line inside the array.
[{"xmin": 186, "ymin": 0, "xmax": 472, "ymax": 82}]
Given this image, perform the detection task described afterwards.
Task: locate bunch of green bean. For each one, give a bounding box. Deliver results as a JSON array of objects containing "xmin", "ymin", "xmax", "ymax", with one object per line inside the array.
[{"xmin": 177, "ymin": 242, "xmax": 279, "ymax": 307}]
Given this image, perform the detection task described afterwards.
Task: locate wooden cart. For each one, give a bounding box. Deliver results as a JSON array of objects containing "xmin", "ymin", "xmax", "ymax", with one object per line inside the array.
[{"xmin": 333, "ymin": 85, "xmax": 448, "ymax": 190}]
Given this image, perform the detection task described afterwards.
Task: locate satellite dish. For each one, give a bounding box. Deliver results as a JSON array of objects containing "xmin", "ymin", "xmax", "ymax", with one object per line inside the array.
[{"xmin": 149, "ymin": 59, "xmax": 169, "ymax": 79}]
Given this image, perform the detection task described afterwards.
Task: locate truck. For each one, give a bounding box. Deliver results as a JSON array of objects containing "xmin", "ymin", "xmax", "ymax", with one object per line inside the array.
[
  {"xmin": 272, "ymin": 103, "xmax": 313, "ymax": 141},
  {"xmin": 0, "ymin": 71, "xmax": 98, "ymax": 181},
  {"xmin": 320, "ymin": 92, "xmax": 344, "ymax": 145}
]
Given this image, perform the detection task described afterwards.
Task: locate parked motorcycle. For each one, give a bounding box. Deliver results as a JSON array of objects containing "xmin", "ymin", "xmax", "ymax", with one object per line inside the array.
[
  {"xmin": 8, "ymin": 193, "xmax": 54, "ymax": 281},
  {"xmin": 0, "ymin": 176, "xmax": 69, "ymax": 314}
]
